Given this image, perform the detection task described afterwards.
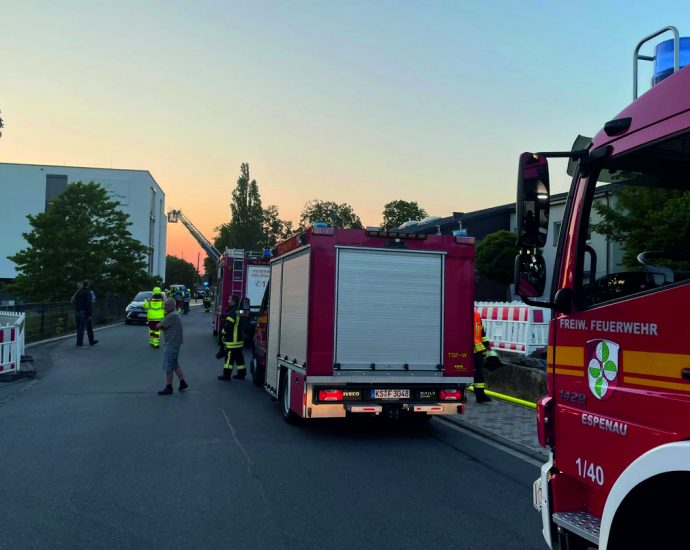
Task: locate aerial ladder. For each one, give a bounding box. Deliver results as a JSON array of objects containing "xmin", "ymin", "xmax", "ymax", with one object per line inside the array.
[{"xmin": 166, "ymin": 210, "xmax": 221, "ymax": 262}]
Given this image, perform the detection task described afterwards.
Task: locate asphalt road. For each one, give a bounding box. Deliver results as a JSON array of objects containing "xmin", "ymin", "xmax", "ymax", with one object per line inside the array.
[{"xmin": 0, "ymin": 306, "xmax": 546, "ymax": 550}]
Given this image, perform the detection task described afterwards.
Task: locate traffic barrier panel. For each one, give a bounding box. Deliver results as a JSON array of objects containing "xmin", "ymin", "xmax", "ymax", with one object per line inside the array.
[
  {"xmin": 474, "ymin": 302, "xmax": 550, "ymax": 356},
  {"xmin": 0, "ymin": 311, "xmax": 26, "ymax": 374}
]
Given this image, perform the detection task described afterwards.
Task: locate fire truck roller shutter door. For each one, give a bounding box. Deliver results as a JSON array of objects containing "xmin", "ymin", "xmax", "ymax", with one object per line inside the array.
[{"xmin": 334, "ymin": 247, "xmax": 443, "ymax": 370}]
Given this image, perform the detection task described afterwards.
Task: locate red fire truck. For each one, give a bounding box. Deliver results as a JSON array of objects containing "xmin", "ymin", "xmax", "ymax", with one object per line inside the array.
[
  {"xmin": 251, "ymin": 225, "xmax": 475, "ymax": 422},
  {"xmin": 213, "ymin": 249, "xmax": 270, "ymax": 337},
  {"xmin": 516, "ymin": 28, "xmax": 690, "ymax": 549}
]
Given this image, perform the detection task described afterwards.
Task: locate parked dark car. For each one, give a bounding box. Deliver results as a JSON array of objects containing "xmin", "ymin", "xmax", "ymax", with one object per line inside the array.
[{"xmin": 125, "ymin": 291, "xmax": 165, "ymax": 324}]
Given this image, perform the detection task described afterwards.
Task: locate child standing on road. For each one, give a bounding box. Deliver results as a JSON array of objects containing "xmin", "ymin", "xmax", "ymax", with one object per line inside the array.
[{"xmin": 157, "ymin": 298, "xmax": 189, "ymax": 396}]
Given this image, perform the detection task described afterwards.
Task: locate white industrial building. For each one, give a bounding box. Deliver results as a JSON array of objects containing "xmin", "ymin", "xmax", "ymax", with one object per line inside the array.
[{"xmin": 0, "ymin": 163, "xmax": 166, "ymax": 281}]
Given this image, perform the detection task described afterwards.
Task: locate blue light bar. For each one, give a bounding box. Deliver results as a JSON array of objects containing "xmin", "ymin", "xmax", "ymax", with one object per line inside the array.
[
  {"xmin": 313, "ymin": 221, "xmax": 328, "ymax": 228},
  {"xmin": 653, "ymin": 37, "xmax": 690, "ymax": 85}
]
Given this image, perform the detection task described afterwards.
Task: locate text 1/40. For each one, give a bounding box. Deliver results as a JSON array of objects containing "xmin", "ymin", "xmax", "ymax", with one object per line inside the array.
[{"xmin": 575, "ymin": 458, "xmax": 605, "ymax": 486}]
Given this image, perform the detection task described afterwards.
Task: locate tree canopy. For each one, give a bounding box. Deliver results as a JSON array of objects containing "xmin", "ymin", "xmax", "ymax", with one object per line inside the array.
[
  {"xmin": 475, "ymin": 230, "xmax": 518, "ymax": 285},
  {"xmin": 593, "ymin": 187, "xmax": 690, "ymax": 268},
  {"xmin": 262, "ymin": 204, "xmax": 294, "ymax": 248},
  {"xmin": 381, "ymin": 200, "xmax": 427, "ymax": 229},
  {"xmin": 299, "ymin": 200, "xmax": 363, "ymax": 230},
  {"xmin": 165, "ymin": 256, "xmax": 198, "ymax": 290},
  {"xmin": 213, "ymin": 164, "xmax": 292, "ymax": 255},
  {"xmin": 0, "ymin": 109, "xmax": 4, "ymax": 138},
  {"xmin": 8, "ymin": 182, "xmax": 151, "ymax": 301}
]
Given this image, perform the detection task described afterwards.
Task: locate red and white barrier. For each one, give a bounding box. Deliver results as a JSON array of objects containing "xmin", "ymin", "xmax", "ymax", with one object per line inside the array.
[
  {"xmin": 0, "ymin": 311, "xmax": 26, "ymax": 374},
  {"xmin": 474, "ymin": 302, "xmax": 550, "ymax": 356}
]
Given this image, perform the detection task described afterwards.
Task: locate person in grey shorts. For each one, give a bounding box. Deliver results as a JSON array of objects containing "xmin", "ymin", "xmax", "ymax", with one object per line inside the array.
[{"xmin": 156, "ymin": 298, "xmax": 188, "ymax": 396}]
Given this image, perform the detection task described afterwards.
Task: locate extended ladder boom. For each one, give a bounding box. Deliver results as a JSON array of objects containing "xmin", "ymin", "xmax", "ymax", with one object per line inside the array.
[{"xmin": 167, "ymin": 210, "xmax": 221, "ymax": 262}]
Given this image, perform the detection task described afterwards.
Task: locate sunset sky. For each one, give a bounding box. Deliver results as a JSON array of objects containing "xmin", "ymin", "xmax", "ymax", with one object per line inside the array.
[{"xmin": 1, "ymin": 1, "xmax": 686, "ymax": 264}]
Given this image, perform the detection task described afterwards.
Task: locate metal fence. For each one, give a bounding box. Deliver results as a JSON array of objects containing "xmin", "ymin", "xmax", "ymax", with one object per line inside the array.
[{"xmin": 7, "ymin": 297, "xmax": 129, "ymax": 343}]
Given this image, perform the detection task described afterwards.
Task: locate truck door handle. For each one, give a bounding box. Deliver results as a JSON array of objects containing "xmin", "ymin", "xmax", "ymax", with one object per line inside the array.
[{"xmin": 682, "ymin": 369, "xmax": 690, "ymax": 381}]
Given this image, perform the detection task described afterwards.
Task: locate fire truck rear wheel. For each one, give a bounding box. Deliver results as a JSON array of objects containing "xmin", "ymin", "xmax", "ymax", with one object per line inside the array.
[
  {"xmin": 251, "ymin": 357, "xmax": 265, "ymax": 387},
  {"xmin": 281, "ymin": 370, "xmax": 300, "ymax": 425}
]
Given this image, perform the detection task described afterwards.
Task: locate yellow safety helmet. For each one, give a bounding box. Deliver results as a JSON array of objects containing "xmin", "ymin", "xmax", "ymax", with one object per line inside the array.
[{"xmin": 153, "ymin": 287, "xmax": 162, "ymax": 294}]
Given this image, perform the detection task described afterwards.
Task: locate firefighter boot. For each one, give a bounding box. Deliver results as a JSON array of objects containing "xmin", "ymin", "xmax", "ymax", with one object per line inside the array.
[
  {"xmin": 475, "ymin": 387, "xmax": 492, "ymax": 403},
  {"xmin": 233, "ymin": 366, "xmax": 246, "ymax": 380},
  {"xmin": 217, "ymin": 369, "xmax": 232, "ymax": 381}
]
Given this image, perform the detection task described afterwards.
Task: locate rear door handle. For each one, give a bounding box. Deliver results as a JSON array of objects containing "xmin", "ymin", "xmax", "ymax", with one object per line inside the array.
[{"xmin": 682, "ymin": 369, "xmax": 690, "ymax": 381}]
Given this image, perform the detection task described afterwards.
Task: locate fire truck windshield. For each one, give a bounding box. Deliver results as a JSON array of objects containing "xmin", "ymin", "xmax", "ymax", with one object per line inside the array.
[{"xmin": 575, "ymin": 131, "xmax": 690, "ymax": 307}]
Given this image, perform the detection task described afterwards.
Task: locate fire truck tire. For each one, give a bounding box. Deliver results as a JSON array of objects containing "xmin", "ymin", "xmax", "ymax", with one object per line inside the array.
[
  {"xmin": 251, "ymin": 357, "xmax": 265, "ymax": 387},
  {"xmin": 280, "ymin": 371, "xmax": 300, "ymax": 424}
]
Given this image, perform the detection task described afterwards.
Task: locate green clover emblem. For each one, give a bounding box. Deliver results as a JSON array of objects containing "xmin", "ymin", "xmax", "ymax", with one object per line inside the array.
[{"xmin": 588, "ymin": 341, "xmax": 618, "ymax": 399}]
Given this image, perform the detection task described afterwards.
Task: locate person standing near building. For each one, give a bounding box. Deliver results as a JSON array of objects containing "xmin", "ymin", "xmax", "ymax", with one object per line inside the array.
[
  {"xmin": 473, "ymin": 310, "xmax": 501, "ymax": 403},
  {"xmin": 183, "ymin": 287, "xmax": 191, "ymax": 315},
  {"xmin": 73, "ymin": 280, "xmax": 93, "ymax": 348},
  {"xmin": 143, "ymin": 287, "xmax": 165, "ymax": 348},
  {"xmin": 86, "ymin": 285, "xmax": 98, "ymax": 346},
  {"xmin": 156, "ymin": 298, "xmax": 188, "ymax": 395},
  {"xmin": 216, "ymin": 294, "xmax": 246, "ymax": 381}
]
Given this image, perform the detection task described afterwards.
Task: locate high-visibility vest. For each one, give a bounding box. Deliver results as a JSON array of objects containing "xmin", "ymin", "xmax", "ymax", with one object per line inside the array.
[
  {"xmin": 144, "ymin": 297, "xmax": 165, "ymax": 321},
  {"xmin": 474, "ymin": 311, "xmax": 490, "ymax": 353},
  {"xmin": 222, "ymin": 311, "xmax": 243, "ymax": 349}
]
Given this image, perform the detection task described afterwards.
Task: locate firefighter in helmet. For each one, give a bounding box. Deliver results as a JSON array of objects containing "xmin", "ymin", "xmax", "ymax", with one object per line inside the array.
[
  {"xmin": 216, "ymin": 294, "xmax": 246, "ymax": 381},
  {"xmin": 143, "ymin": 287, "xmax": 165, "ymax": 348},
  {"xmin": 202, "ymin": 288, "xmax": 212, "ymax": 312},
  {"xmin": 473, "ymin": 311, "xmax": 501, "ymax": 403}
]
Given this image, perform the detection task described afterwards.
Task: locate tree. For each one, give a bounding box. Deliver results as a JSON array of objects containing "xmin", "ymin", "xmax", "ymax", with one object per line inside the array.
[
  {"xmin": 226, "ymin": 163, "xmax": 264, "ymax": 250},
  {"xmin": 8, "ymin": 182, "xmax": 150, "ymax": 301},
  {"xmin": 381, "ymin": 200, "xmax": 427, "ymax": 229},
  {"xmin": 298, "ymin": 200, "xmax": 363, "ymax": 230},
  {"xmin": 0, "ymin": 109, "xmax": 4, "ymax": 139},
  {"xmin": 476, "ymin": 230, "xmax": 518, "ymax": 285},
  {"xmin": 165, "ymin": 256, "xmax": 198, "ymax": 289},
  {"xmin": 261, "ymin": 204, "xmax": 293, "ymax": 248},
  {"xmin": 593, "ymin": 187, "xmax": 690, "ymax": 268}
]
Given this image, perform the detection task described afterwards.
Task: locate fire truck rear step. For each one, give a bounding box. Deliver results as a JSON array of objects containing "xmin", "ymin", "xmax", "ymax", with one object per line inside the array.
[{"xmin": 552, "ymin": 511, "xmax": 600, "ymax": 545}]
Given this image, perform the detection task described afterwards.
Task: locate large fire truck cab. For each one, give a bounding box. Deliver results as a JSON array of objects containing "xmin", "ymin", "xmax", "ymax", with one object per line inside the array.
[
  {"xmin": 253, "ymin": 225, "xmax": 476, "ymax": 422},
  {"xmin": 517, "ymin": 28, "xmax": 690, "ymax": 549}
]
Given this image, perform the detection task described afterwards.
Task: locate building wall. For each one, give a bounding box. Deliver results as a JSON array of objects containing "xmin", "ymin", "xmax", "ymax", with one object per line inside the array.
[{"xmin": 0, "ymin": 163, "xmax": 166, "ymax": 280}]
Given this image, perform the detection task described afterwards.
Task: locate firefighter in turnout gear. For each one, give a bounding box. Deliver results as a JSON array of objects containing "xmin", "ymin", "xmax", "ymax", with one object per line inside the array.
[
  {"xmin": 202, "ymin": 289, "xmax": 212, "ymax": 312},
  {"xmin": 143, "ymin": 287, "xmax": 165, "ymax": 348},
  {"xmin": 216, "ymin": 294, "xmax": 246, "ymax": 381},
  {"xmin": 473, "ymin": 311, "xmax": 501, "ymax": 403}
]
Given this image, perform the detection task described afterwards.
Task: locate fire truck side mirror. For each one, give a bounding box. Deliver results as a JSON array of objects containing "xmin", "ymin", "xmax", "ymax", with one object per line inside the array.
[
  {"xmin": 517, "ymin": 152, "xmax": 550, "ymax": 248},
  {"xmin": 514, "ymin": 251, "xmax": 547, "ymax": 298}
]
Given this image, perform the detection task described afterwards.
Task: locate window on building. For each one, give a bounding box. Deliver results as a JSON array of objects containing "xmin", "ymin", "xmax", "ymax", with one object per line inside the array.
[{"xmin": 45, "ymin": 175, "xmax": 68, "ymax": 211}]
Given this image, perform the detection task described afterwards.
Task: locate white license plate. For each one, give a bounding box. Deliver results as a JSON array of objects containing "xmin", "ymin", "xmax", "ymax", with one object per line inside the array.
[
  {"xmin": 372, "ymin": 389, "xmax": 410, "ymax": 399},
  {"xmin": 533, "ymin": 478, "xmax": 543, "ymax": 511}
]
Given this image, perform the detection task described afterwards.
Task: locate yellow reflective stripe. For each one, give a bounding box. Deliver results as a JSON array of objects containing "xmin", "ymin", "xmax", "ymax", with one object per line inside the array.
[
  {"xmin": 623, "ymin": 351, "xmax": 690, "ymax": 379},
  {"xmin": 555, "ymin": 368, "xmax": 582, "ymax": 377},
  {"xmin": 224, "ymin": 342, "xmax": 243, "ymax": 349},
  {"xmin": 233, "ymin": 314, "xmax": 240, "ymax": 343},
  {"xmin": 548, "ymin": 346, "xmax": 583, "ymax": 367},
  {"xmin": 624, "ymin": 376, "xmax": 690, "ymax": 392}
]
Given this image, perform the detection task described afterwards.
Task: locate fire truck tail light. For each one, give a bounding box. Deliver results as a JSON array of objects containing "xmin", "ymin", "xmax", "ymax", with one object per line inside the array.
[
  {"xmin": 439, "ymin": 389, "xmax": 462, "ymax": 401},
  {"xmin": 536, "ymin": 395, "xmax": 554, "ymax": 448},
  {"xmin": 318, "ymin": 389, "xmax": 343, "ymax": 402}
]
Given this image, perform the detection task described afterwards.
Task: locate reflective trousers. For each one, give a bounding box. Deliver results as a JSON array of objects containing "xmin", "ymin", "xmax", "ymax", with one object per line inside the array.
[
  {"xmin": 474, "ymin": 351, "xmax": 486, "ymax": 389},
  {"xmin": 224, "ymin": 347, "xmax": 245, "ymax": 371},
  {"xmin": 148, "ymin": 321, "xmax": 161, "ymax": 347}
]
